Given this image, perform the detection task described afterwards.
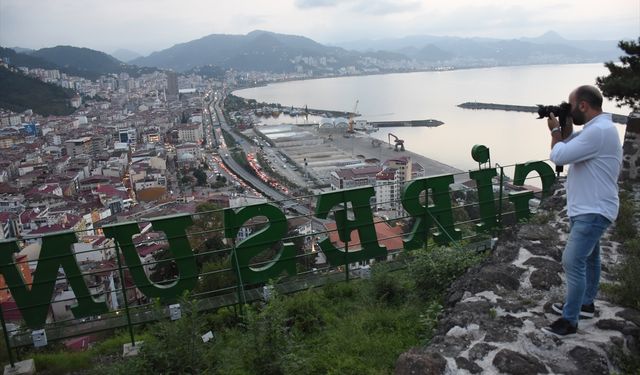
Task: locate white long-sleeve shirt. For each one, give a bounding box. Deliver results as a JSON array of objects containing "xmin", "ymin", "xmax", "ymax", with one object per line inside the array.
[{"xmin": 550, "ymin": 113, "xmax": 622, "ymax": 222}]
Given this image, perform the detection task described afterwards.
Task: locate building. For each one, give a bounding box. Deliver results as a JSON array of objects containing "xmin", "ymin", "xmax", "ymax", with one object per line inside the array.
[
  {"xmin": 177, "ymin": 124, "xmax": 203, "ymax": 143},
  {"xmin": 166, "ymin": 72, "xmax": 178, "ymax": 99},
  {"xmin": 65, "ymin": 137, "xmax": 92, "ymax": 157},
  {"xmin": 375, "ymin": 157, "xmax": 426, "ymax": 218},
  {"xmin": 119, "ymin": 128, "xmax": 137, "ymax": 144},
  {"xmin": 330, "ymin": 165, "xmax": 382, "ymax": 190}
]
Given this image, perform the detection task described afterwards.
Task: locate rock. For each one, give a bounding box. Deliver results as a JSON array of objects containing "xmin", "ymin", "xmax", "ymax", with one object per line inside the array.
[
  {"xmin": 484, "ymin": 326, "xmax": 518, "ymax": 342},
  {"xmin": 493, "ymin": 242, "xmax": 520, "ymax": 263},
  {"xmin": 427, "ymin": 335, "xmax": 471, "ymax": 357},
  {"xmin": 521, "ymin": 240, "xmax": 562, "ymax": 261},
  {"xmin": 596, "ymin": 319, "xmax": 627, "ymax": 332},
  {"xmin": 394, "ymin": 348, "xmax": 446, "ymax": 375},
  {"xmin": 468, "ymin": 342, "xmax": 497, "ymax": 361},
  {"xmin": 455, "ymin": 357, "xmax": 482, "ymax": 374},
  {"xmin": 448, "ymin": 264, "xmax": 523, "ymax": 298},
  {"xmin": 522, "ymin": 257, "xmax": 563, "ymax": 290},
  {"xmin": 497, "ymin": 301, "xmax": 527, "ymax": 313},
  {"xmin": 492, "ymin": 349, "xmax": 548, "ymax": 375},
  {"xmin": 499, "ymin": 314, "xmax": 525, "ymax": 328},
  {"xmin": 530, "ymin": 268, "xmax": 563, "ymax": 290},
  {"xmin": 568, "ymin": 346, "xmax": 609, "ymax": 375},
  {"xmin": 523, "ymin": 257, "xmax": 563, "ymax": 272},
  {"xmin": 518, "ymin": 224, "xmax": 558, "ymax": 242},
  {"xmin": 622, "ymin": 325, "xmax": 640, "ymax": 339},
  {"xmin": 616, "ymin": 308, "xmax": 640, "ymax": 327}
]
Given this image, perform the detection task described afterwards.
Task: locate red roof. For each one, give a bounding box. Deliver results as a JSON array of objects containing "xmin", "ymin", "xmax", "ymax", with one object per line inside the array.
[
  {"xmin": 324, "ymin": 218, "xmax": 403, "ymax": 252},
  {"xmin": 20, "ymin": 209, "xmax": 42, "ymax": 225},
  {"xmin": 93, "ymin": 185, "xmax": 128, "ymax": 200},
  {"xmin": 0, "ymin": 212, "xmax": 15, "ymax": 222}
]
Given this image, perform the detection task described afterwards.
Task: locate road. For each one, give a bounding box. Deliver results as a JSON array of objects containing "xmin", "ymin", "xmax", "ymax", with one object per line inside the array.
[{"xmin": 206, "ymin": 91, "xmax": 311, "ymax": 216}]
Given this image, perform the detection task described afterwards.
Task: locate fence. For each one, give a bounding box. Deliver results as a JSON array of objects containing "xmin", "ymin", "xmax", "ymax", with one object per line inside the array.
[{"xmin": 0, "ymin": 156, "xmax": 556, "ymax": 366}]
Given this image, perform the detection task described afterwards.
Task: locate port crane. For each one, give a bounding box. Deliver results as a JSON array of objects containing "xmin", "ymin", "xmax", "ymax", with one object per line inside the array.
[
  {"xmin": 347, "ymin": 100, "xmax": 359, "ymax": 134},
  {"xmin": 388, "ymin": 133, "xmax": 405, "ymax": 152}
]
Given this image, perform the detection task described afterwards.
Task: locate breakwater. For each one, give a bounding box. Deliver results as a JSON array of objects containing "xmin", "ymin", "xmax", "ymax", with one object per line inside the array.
[
  {"xmin": 369, "ymin": 119, "xmax": 444, "ymax": 128},
  {"xmin": 458, "ymin": 102, "xmax": 628, "ymax": 124}
]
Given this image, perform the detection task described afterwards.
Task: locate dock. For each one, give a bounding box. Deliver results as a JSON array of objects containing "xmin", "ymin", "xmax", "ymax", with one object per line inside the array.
[
  {"xmin": 369, "ymin": 119, "xmax": 444, "ymax": 128},
  {"xmin": 458, "ymin": 102, "xmax": 628, "ymax": 124}
]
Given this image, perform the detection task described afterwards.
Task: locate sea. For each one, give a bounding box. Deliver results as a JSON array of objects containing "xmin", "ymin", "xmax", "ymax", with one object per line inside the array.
[{"xmin": 234, "ymin": 63, "xmax": 629, "ymax": 172}]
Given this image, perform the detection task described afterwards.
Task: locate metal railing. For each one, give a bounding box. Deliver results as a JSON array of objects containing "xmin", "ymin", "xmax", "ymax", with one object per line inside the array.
[{"xmin": 0, "ymin": 161, "xmax": 554, "ymax": 366}]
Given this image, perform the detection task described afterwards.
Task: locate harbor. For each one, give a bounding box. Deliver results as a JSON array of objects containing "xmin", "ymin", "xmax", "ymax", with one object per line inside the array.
[{"xmin": 249, "ymin": 122, "xmax": 465, "ymax": 189}]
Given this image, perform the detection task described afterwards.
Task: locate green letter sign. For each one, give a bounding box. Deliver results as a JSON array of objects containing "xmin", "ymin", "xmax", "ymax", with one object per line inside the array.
[
  {"xmin": 401, "ymin": 174, "xmax": 461, "ymax": 249},
  {"xmin": 224, "ymin": 203, "xmax": 296, "ymax": 284},
  {"xmin": 510, "ymin": 161, "xmax": 556, "ymax": 221},
  {"xmin": 0, "ymin": 232, "xmax": 108, "ymax": 329},
  {"xmin": 102, "ymin": 214, "xmax": 197, "ymax": 302},
  {"xmin": 315, "ymin": 186, "xmax": 386, "ymax": 266}
]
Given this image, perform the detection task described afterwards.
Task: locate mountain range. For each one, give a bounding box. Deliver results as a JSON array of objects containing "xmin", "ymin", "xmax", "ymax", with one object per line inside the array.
[{"xmin": 1, "ymin": 30, "xmax": 626, "ymax": 79}]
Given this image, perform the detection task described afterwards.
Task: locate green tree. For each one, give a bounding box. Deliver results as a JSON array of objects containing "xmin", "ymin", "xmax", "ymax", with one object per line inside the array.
[
  {"xmin": 194, "ymin": 257, "xmax": 236, "ymax": 296},
  {"xmin": 596, "ymin": 38, "xmax": 640, "ymax": 111},
  {"xmin": 193, "ymin": 168, "xmax": 207, "ymax": 186}
]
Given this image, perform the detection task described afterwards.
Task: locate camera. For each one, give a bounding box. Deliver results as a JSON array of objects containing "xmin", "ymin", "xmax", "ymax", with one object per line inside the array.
[
  {"xmin": 537, "ymin": 101, "xmax": 571, "ymax": 175},
  {"xmin": 537, "ymin": 102, "xmax": 571, "ymax": 120}
]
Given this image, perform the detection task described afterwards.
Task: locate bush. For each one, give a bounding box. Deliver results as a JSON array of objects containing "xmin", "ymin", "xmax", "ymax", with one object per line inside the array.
[
  {"xmin": 614, "ymin": 190, "xmax": 637, "ymax": 241},
  {"xmin": 323, "ymin": 280, "xmax": 357, "ymax": 301},
  {"xmin": 409, "ymin": 247, "xmax": 484, "ymax": 301},
  {"xmin": 604, "ymin": 189, "xmax": 640, "ymax": 310},
  {"xmin": 603, "ymin": 239, "xmax": 640, "ymax": 310},
  {"xmin": 281, "ymin": 289, "xmax": 328, "ymax": 335},
  {"xmin": 96, "ymin": 294, "xmax": 211, "ymax": 374},
  {"xmin": 370, "ymin": 264, "xmax": 408, "ymax": 305}
]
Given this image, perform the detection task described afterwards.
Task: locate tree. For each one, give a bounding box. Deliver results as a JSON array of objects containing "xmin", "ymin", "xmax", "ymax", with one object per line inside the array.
[
  {"xmin": 193, "ymin": 168, "xmax": 207, "ymax": 186},
  {"xmin": 596, "ymin": 38, "xmax": 640, "ymax": 112}
]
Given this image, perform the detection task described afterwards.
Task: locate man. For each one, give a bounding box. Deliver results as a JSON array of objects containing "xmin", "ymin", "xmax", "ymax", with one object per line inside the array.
[{"xmin": 541, "ymin": 85, "xmax": 622, "ymax": 337}]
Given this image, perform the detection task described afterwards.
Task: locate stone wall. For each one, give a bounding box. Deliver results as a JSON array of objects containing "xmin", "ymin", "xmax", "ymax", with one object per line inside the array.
[
  {"xmin": 622, "ymin": 113, "xmax": 640, "ymax": 181},
  {"xmin": 395, "ymin": 183, "xmax": 640, "ymax": 374}
]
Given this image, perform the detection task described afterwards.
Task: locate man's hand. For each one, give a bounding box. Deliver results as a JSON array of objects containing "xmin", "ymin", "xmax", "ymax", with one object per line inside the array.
[{"xmin": 548, "ymin": 113, "xmax": 560, "ymax": 131}]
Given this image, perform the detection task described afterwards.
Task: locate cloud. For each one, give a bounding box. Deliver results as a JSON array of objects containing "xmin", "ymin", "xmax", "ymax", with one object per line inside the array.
[
  {"xmin": 294, "ymin": 0, "xmax": 340, "ymax": 9},
  {"xmin": 350, "ymin": 0, "xmax": 422, "ymax": 15}
]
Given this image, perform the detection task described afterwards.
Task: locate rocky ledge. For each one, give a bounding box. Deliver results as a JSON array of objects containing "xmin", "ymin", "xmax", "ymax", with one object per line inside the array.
[{"xmin": 396, "ymin": 184, "xmax": 640, "ymax": 374}]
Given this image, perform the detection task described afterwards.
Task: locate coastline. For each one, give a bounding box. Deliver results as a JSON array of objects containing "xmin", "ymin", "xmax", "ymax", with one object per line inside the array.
[{"xmin": 232, "ymin": 62, "xmax": 605, "ymax": 94}]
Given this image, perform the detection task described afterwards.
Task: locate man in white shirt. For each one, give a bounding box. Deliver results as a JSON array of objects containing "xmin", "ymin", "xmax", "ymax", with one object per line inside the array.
[{"xmin": 542, "ymin": 85, "xmax": 622, "ymax": 337}]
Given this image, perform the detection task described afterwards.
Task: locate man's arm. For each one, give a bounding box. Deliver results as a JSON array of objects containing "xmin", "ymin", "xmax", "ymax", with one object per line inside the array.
[{"xmin": 547, "ymin": 112, "xmax": 574, "ymax": 148}]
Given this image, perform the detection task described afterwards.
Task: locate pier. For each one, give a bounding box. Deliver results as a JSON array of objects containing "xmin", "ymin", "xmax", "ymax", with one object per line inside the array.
[
  {"xmin": 458, "ymin": 102, "xmax": 628, "ymax": 124},
  {"xmin": 369, "ymin": 119, "xmax": 444, "ymax": 128}
]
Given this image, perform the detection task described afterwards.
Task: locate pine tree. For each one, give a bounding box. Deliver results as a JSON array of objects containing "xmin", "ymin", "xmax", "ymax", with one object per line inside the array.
[{"xmin": 596, "ymin": 38, "xmax": 640, "ymax": 112}]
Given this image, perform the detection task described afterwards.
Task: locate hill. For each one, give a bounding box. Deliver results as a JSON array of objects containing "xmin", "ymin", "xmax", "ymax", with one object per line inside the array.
[
  {"xmin": 0, "ymin": 47, "xmax": 58, "ymax": 70},
  {"xmin": 30, "ymin": 45, "xmax": 157, "ymax": 80},
  {"xmin": 132, "ymin": 30, "xmax": 622, "ymax": 74},
  {"xmin": 0, "ymin": 66, "xmax": 75, "ymax": 116},
  {"xmin": 132, "ymin": 30, "xmax": 359, "ymax": 72}
]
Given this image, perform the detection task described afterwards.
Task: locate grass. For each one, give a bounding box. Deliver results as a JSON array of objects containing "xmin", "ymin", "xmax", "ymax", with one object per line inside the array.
[
  {"xmin": 33, "ymin": 351, "xmax": 93, "ymax": 374},
  {"xmin": 6, "ymin": 245, "xmax": 485, "ymax": 374}
]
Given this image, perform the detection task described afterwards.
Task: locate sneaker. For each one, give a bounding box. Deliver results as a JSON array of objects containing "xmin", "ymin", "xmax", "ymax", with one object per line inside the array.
[
  {"xmin": 541, "ymin": 318, "xmax": 577, "ymax": 337},
  {"xmin": 551, "ymin": 302, "xmax": 595, "ymax": 319}
]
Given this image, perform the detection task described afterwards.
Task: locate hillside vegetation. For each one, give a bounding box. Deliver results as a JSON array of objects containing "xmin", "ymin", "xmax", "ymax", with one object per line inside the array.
[{"xmin": 0, "ymin": 67, "xmax": 75, "ymax": 116}]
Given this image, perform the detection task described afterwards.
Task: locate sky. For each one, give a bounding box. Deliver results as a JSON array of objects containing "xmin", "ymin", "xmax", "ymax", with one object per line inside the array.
[{"xmin": 1, "ymin": 0, "xmax": 638, "ymax": 55}]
